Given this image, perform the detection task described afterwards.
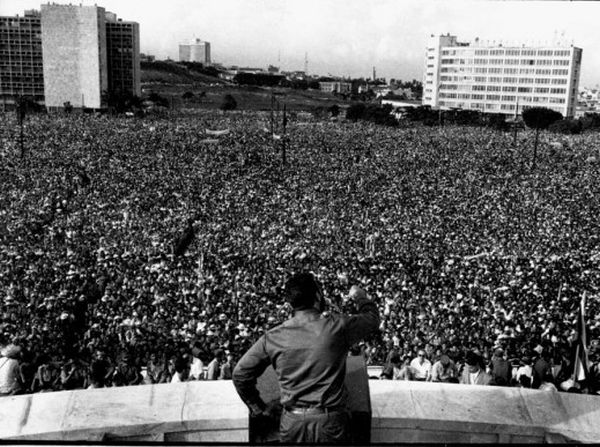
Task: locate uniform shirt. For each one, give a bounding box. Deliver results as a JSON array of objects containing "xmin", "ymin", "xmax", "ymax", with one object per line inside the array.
[{"xmin": 233, "ymin": 298, "xmax": 379, "ymax": 414}]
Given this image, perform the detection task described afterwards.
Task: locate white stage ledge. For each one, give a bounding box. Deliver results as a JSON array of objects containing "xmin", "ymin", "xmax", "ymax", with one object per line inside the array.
[{"xmin": 0, "ymin": 380, "xmax": 598, "ymax": 443}]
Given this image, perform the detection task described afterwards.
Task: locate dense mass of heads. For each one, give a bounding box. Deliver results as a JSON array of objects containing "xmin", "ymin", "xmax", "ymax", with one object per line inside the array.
[{"xmin": 0, "ymin": 110, "xmax": 599, "ymax": 393}]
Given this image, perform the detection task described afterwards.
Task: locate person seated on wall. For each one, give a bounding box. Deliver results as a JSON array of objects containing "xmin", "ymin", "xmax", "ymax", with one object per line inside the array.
[
  {"xmin": 410, "ymin": 349, "xmax": 432, "ymax": 381},
  {"xmin": 429, "ymin": 353, "xmax": 458, "ymax": 383},
  {"xmin": 460, "ymin": 351, "xmax": 492, "ymax": 385}
]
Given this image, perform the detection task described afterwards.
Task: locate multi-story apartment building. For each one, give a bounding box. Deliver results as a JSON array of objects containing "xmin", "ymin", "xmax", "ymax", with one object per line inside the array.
[
  {"xmin": 423, "ymin": 34, "xmax": 582, "ymax": 118},
  {"xmin": 0, "ymin": 10, "xmax": 44, "ymax": 107},
  {"xmin": 105, "ymin": 12, "xmax": 141, "ymax": 97},
  {"xmin": 41, "ymin": 4, "xmax": 140, "ymax": 110},
  {"xmin": 1, "ymin": 4, "xmax": 140, "ymax": 110},
  {"xmin": 179, "ymin": 38, "xmax": 211, "ymax": 65}
]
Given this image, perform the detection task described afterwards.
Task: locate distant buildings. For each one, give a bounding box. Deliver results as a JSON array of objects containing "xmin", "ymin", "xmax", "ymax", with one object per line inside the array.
[
  {"xmin": 0, "ymin": 4, "xmax": 140, "ymax": 110},
  {"xmin": 0, "ymin": 10, "xmax": 44, "ymax": 106},
  {"xmin": 179, "ymin": 38, "xmax": 211, "ymax": 65},
  {"xmin": 319, "ymin": 81, "xmax": 351, "ymax": 94},
  {"xmin": 423, "ymin": 34, "xmax": 582, "ymax": 118}
]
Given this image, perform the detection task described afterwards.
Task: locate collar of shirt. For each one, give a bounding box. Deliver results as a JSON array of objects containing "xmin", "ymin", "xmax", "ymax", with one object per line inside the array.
[{"xmin": 292, "ymin": 308, "xmax": 321, "ymax": 322}]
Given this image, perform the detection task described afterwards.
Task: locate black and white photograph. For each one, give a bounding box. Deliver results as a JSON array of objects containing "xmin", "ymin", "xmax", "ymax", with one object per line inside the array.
[{"xmin": 0, "ymin": 0, "xmax": 599, "ymax": 443}]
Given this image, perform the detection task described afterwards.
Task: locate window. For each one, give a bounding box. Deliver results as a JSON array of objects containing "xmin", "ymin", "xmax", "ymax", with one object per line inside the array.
[
  {"xmin": 473, "ymin": 84, "xmax": 486, "ymax": 91},
  {"xmin": 521, "ymin": 59, "xmax": 535, "ymax": 65},
  {"xmin": 487, "ymin": 85, "xmax": 501, "ymax": 91},
  {"xmin": 551, "ymin": 78, "xmax": 567, "ymax": 85},
  {"xmin": 474, "ymin": 58, "xmax": 488, "ymax": 65},
  {"xmin": 553, "ymin": 59, "xmax": 570, "ymax": 66},
  {"xmin": 534, "ymin": 87, "xmax": 549, "ymax": 93},
  {"xmin": 535, "ymin": 69, "xmax": 551, "ymax": 75},
  {"xmin": 517, "ymin": 87, "xmax": 532, "ymax": 93},
  {"xmin": 475, "ymin": 67, "xmax": 487, "ymax": 73},
  {"xmin": 489, "ymin": 67, "xmax": 502, "ymax": 74},
  {"xmin": 554, "ymin": 50, "xmax": 570, "ymax": 56},
  {"xmin": 472, "ymin": 94, "xmax": 484, "ymax": 100},
  {"xmin": 505, "ymin": 59, "xmax": 520, "ymax": 65},
  {"xmin": 519, "ymin": 78, "xmax": 534, "ymax": 84},
  {"xmin": 549, "ymin": 97, "xmax": 565, "ymax": 104},
  {"xmin": 489, "ymin": 77, "xmax": 502, "ymax": 83},
  {"xmin": 502, "ymin": 95, "xmax": 516, "ymax": 102},
  {"xmin": 503, "ymin": 77, "xmax": 517, "ymax": 83},
  {"xmin": 475, "ymin": 49, "xmax": 489, "ymax": 56},
  {"xmin": 538, "ymin": 50, "xmax": 553, "ymax": 56},
  {"xmin": 550, "ymin": 88, "xmax": 566, "ymax": 94},
  {"xmin": 486, "ymin": 94, "xmax": 501, "ymax": 100},
  {"xmin": 490, "ymin": 49, "xmax": 504, "ymax": 56},
  {"xmin": 506, "ymin": 49, "xmax": 520, "ymax": 56},
  {"xmin": 522, "ymin": 49, "xmax": 536, "ymax": 56},
  {"xmin": 519, "ymin": 68, "xmax": 535, "ymax": 75},
  {"xmin": 504, "ymin": 68, "xmax": 518, "ymax": 74},
  {"xmin": 552, "ymin": 69, "xmax": 568, "ymax": 76}
]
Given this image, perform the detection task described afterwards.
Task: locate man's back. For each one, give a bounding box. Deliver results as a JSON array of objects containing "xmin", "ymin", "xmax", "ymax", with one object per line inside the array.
[
  {"xmin": 265, "ymin": 309, "xmax": 353, "ymax": 408},
  {"xmin": 234, "ymin": 303, "xmax": 378, "ymax": 410},
  {"xmin": 233, "ymin": 277, "xmax": 379, "ymax": 444}
]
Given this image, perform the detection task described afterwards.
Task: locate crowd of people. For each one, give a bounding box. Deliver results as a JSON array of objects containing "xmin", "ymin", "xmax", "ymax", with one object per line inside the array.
[{"xmin": 1, "ymin": 109, "xmax": 599, "ymax": 396}]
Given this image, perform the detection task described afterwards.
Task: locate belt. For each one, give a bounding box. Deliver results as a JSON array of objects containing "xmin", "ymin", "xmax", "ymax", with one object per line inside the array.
[{"xmin": 284, "ymin": 405, "xmax": 345, "ymax": 415}]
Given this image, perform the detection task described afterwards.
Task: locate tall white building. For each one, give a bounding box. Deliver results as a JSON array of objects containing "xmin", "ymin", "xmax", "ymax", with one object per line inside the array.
[
  {"xmin": 41, "ymin": 4, "xmax": 108, "ymax": 109},
  {"xmin": 179, "ymin": 38, "xmax": 211, "ymax": 65},
  {"xmin": 423, "ymin": 34, "xmax": 582, "ymax": 118},
  {"xmin": 40, "ymin": 4, "xmax": 140, "ymax": 110}
]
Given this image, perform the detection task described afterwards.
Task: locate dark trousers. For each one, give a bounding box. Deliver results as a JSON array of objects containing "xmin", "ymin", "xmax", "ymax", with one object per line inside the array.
[{"xmin": 280, "ymin": 408, "xmax": 350, "ymax": 443}]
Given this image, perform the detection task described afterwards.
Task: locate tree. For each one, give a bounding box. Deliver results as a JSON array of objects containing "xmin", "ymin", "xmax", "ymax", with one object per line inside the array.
[
  {"xmin": 548, "ymin": 118, "xmax": 582, "ymax": 135},
  {"xmin": 522, "ymin": 107, "xmax": 563, "ymax": 169},
  {"xmin": 220, "ymin": 94, "xmax": 237, "ymax": 111},
  {"xmin": 346, "ymin": 103, "xmax": 366, "ymax": 122},
  {"xmin": 328, "ymin": 104, "xmax": 340, "ymax": 117}
]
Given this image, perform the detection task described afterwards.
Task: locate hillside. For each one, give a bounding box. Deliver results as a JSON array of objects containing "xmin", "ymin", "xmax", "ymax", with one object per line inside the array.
[{"xmin": 140, "ymin": 61, "xmax": 353, "ymax": 112}]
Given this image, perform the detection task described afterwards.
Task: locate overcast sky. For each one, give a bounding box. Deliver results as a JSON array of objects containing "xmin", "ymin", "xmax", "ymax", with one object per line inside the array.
[{"xmin": 2, "ymin": 0, "xmax": 599, "ymax": 86}]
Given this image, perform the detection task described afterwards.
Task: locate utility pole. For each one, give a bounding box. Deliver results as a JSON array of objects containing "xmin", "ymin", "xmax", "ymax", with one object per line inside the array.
[
  {"xmin": 282, "ymin": 103, "xmax": 287, "ymax": 165},
  {"xmin": 270, "ymin": 90, "xmax": 274, "ymax": 136},
  {"xmin": 513, "ymin": 97, "xmax": 519, "ymax": 147},
  {"xmin": 17, "ymin": 96, "xmax": 25, "ymax": 159}
]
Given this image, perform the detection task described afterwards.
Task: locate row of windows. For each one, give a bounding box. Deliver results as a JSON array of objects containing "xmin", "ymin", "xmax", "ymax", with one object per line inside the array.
[
  {"xmin": 440, "ymin": 67, "xmax": 569, "ymax": 76},
  {"xmin": 439, "ymin": 78, "xmax": 569, "ymax": 90},
  {"xmin": 442, "ymin": 48, "xmax": 570, "ymax": 57},
  {"xmin": 441, "ymin": 84, "xmax": 568, "ymax": 95},
  {"xmin": 439, "ymin": 92, "xmax": 567, "ymax": 103},
  {"xmin": 440, "ymin": 58, "xmax": 572, "ymax": 66}
]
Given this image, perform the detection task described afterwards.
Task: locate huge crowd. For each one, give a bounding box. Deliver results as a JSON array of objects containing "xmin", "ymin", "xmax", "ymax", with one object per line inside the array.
[{"xmin": 0, "ymin": 110, "xmax": 599, "ymax": 396}]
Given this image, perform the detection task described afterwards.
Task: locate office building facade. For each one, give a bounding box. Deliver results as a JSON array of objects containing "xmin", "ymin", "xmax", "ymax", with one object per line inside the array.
[
  {"xmin": 0, "ymin": 10, "xmax": 44, "ymax": 107},
  {"xmin": 105, "ymin": 12, "xmax": 141, "ymax": 97},
  {"xmin": 179, "ymin": 38, "xmax": 211, "ymax": 65},
  {"xmin": 423, "ymin": 34, "xmax": 582, "ymax": 117}
]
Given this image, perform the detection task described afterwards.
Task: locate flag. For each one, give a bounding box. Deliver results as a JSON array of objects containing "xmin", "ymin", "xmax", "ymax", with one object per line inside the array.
[
  {"xmin": 206, "ymin": 128, "xmax": 230, "ymax": 136},
  {"xmin": 573, "ymin": 293, "xmax": 589, "ymax": 382},
  {"xmin": 174, "ymin": 220, "xmax": 195, "ymax": 257}
]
